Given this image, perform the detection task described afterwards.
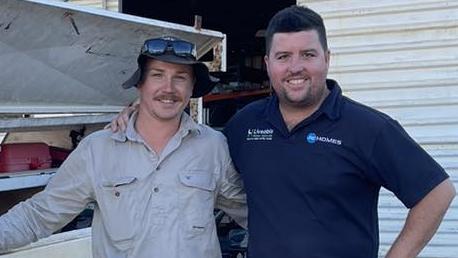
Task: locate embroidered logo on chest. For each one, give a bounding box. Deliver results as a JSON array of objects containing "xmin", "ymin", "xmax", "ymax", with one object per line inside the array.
[
  {"xmin": 246, "ymin": 128, "xmax": 274, "ymax": 141},
  {"xmin": 306, "ymin": 132, "xmax": 342, "ymax": 145}
]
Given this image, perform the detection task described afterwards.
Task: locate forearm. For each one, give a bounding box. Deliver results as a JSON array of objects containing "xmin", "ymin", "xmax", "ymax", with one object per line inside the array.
[
  {"xmin": 0, "ymin": 146, "xmax": 94, "ymax": 252},
  {"xmin": 216, "ymin": 195, "xmax": 248, "ymax": 229},
  {"xmin": 216, "ymin": 158, "xmax": 248, "ymax": 229},
  {"xmin": 0, "ymin": 196, "xmax": 54, "ymax": 252},
  {"xmin": 386, "ymin": 179, "xmax": 456, "ymax": 258},
  {"xmin": 216, "ymin": 177, "xmax": 248, "ymax": 229}
]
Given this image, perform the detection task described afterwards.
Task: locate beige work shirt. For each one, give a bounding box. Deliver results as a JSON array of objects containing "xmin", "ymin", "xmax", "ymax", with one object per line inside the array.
[{"xmin": 0, "ymin": 112, "xmax": 247, "ymax": 258}]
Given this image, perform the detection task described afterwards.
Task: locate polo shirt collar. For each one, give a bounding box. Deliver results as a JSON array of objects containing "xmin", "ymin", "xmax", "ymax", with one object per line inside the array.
[
  {"xmin": 263, "ymin": 79, "xmax": 343, "ymax": 132},
  {"xmin": 319, "ymin": 79, "xmax": 343, "ymax": 121}
]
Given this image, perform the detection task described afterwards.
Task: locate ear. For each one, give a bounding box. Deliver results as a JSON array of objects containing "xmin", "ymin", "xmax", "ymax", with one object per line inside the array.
[
  {"xmin": 136, "ymin": 81, "xmax": 144, "ymax": 90},
  {"xmin": 325, "ymin": 49, "xmax": 331, "ymax": 68},
  {"xmin": 191, "ymin": 76, "xmax": 196, "ymax": 92},
  {"xmin": 264, "ymin": 55, "xmax": 270, "ymax": 75}
]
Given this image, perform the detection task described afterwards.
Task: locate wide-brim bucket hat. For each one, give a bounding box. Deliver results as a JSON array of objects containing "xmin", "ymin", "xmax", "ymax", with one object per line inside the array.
[{"xmin": 122, "ymin": 36, "xmax": 218, "ymax": 98}]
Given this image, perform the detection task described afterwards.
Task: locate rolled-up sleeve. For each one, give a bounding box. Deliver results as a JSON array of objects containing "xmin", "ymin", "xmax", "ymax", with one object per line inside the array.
[
  {"xmin": 0, "ymin": 140, "xmax": 94, "ymax": 252},
  {"xmin": 215, "ymin": 155, "xmax": 248, "ymax": 229}
]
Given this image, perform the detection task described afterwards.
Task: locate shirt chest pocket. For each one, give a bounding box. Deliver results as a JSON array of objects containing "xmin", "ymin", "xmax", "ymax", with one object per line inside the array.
[
  {"xmin": 97, "ymin": 176, "xmax": 139, "ymax": 247},
  {"xmin": 178, "ymin": 170, "xmax": 217, "ymax": 236}
]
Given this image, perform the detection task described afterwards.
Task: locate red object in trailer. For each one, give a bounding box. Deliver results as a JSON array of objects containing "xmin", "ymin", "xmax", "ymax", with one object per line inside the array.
[
  {"xmin": 0, "ymin": 143, "xmax": 52, "ymax": 173},
  {"xmin": 49, "ymin": 146, "xmax": 72, "ymax": 167}
]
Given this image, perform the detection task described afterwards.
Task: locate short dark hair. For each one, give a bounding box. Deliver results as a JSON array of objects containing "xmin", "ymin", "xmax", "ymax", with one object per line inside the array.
[{"xmin": 265, "ymin": 5, "xmax": 328, "ymax": 55}]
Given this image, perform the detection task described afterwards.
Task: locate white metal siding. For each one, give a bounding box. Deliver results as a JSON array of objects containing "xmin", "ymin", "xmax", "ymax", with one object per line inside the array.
[
  {"xmin": 67, "ymin": 0, "xmax": 119, "ymax": 12},
  {"xmin": 298, "ymin": 0, "xmax": 458, "ymax": 257}
]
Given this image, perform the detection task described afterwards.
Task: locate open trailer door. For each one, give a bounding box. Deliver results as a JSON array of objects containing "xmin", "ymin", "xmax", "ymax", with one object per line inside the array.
[
  {"xmin": 0, "ymin": 1, "xmax": 225, "ymax": 256},
  {"xmin": 0, "ymin": 0, "xmax": 225, "ymax": 114}
]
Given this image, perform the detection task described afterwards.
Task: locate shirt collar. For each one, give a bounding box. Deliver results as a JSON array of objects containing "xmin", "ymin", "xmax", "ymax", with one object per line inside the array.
[
  {"xmin": 111, "ymin": 111, "xmax": 201, "ymax": 143},
  {"xmin": 263, "ymin": 79, "xmax": 343, "ymax": 130},
  {"xmin": 178, "ymin": 112, "xmax": 202, "ymax": 137},
  {"xmin": 319, "ymin": 79, "xmax": 343, "ymax": 121}
]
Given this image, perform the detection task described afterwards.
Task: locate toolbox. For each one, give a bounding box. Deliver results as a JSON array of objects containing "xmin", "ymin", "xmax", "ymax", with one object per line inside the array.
[{"xmin": 0, "ymin": 143, "xmax": 52, "ymax": 173}]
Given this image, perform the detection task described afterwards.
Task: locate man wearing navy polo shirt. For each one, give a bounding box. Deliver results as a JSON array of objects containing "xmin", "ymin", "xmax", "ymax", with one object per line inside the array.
[{"xmin": 223, "ymin": 5, "xmax": 456, "ymax": 258}]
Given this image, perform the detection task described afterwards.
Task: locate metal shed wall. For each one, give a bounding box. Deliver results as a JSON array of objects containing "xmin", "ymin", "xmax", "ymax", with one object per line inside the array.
[
  {"xmin": 298, "ymin": 0, "xmax": 458, "ymax": 257},
  {"xmin": 66, "ymin": 0, "xmax": 119, "ymax": 12}
]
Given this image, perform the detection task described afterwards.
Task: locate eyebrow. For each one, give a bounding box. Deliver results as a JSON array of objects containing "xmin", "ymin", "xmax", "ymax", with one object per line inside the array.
[
  {"xmin": 302, "ymin": 49, "xmax": 318, "ymax": 53},
  {"xmin": 147, "ymin": 68, "xmax": 191, "ymax": 75},
  {"xmin": 274, "ymin": 48, "xmax": 318, "ymax": 55},
  {"xmin": 274, "ymin": 51, "xmax": 290, "ymax": 55}
]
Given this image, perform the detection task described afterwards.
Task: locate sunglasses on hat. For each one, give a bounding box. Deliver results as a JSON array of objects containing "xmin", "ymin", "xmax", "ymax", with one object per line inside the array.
[
  {"xmin": 141, "ymin": 37, "xmax": 196, "ymax": 58},
  {"xmin": 123, "ymin": 36, "xmax": 217, "ymax": 98}
]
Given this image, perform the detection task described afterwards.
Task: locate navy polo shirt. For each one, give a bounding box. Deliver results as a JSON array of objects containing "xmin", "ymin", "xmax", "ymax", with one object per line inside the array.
[{"xmin": 223, "ymin": 79, "xmax": 448, "ymax": 258}]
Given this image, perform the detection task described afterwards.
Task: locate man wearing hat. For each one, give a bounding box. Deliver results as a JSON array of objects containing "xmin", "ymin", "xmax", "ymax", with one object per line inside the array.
[{"xmin": 0, "ymin": 36, "xmax": 247, "ymax": 258}]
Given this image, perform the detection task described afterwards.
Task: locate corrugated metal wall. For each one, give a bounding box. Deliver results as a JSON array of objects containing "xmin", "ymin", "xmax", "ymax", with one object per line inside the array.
[
  {"xmin": 66, "ymin": 0, "xmax": 119, "ymax": 12},
  {"xmin": 298, "ymin": 0, "xmax": 458, "ymax": 257}
]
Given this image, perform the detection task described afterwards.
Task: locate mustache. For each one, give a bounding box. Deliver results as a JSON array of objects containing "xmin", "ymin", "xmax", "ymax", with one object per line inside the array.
[
  {"xmin": 155, "ymin": 94, "xmax": 182, "ymax": 101},
  {"xmin": 285, "ymin": 71, "xmax": 307, "ymax": 78}
]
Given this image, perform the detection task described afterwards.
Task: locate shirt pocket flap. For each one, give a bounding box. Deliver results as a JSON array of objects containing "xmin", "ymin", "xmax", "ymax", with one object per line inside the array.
[
  {"xmin": 101, "ymin": 176, "xmax": 137, "ymax": 188},
  {"xmin": 179, "ymin": 170, "xmax": 216, "ymax": 191}
]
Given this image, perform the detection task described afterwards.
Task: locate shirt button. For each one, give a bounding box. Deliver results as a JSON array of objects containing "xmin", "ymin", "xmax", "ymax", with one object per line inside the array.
[
  {"xmin": 153, "ymin": 187, "xmax": 159, "ymax": 193},
  {"xmin": 114, "ymin": 191, "xmax": 120, "ymax": 197}
]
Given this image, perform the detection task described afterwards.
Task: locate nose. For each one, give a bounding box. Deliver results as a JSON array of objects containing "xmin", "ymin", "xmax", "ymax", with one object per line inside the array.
[
  {"xmin": 162, "ymin": 76, "xmax": 176, "ymax": 93},
  {"xmin": 288, "ymin": 56, "xmax": 305, "ymax": 74}
]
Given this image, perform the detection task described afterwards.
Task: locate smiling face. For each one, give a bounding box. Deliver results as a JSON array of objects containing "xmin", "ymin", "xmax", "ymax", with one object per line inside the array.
[
  {"xmin": 137, "ymin": 59, "xmax": 194, "ymax": 123},
  {"xmin": 265, "ymin": 30, "xmax": 330, "ymax": 111}
]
